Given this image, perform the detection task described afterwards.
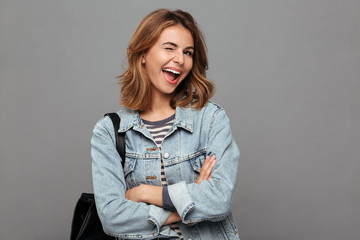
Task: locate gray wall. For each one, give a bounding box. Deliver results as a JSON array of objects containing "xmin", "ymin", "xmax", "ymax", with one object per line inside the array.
[{"xmin": 1, "ymin": 0, "xmax": 359, "ymax": 239}]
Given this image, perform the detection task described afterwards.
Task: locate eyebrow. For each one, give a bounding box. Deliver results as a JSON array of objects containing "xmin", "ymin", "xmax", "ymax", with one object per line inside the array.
[{"xmin": 162, "ymin": 42, "xmax": 194, "ymax": 50}]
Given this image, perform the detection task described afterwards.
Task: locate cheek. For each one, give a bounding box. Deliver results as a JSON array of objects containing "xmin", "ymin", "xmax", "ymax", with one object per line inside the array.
[{"xmin": 144, "ymin": 60, "xmax": 159, "ymax": 76}]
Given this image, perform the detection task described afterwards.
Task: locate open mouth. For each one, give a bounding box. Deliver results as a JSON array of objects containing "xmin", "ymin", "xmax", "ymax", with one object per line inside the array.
[{"xmin": 162, "ymin": 68, "xmax": 181, "ymax": 83}]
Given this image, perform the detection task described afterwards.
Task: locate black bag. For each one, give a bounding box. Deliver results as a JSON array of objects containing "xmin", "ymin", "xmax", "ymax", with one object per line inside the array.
[{"xmin": 70, "ymin": 113, "xmax": 125, "ymax": 240}]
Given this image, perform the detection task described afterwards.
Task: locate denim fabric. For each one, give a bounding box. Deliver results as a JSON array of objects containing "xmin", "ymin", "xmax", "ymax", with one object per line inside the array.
[{"xmin": 91, "ymin": 101, "xmax": 240, "ymax": 239}]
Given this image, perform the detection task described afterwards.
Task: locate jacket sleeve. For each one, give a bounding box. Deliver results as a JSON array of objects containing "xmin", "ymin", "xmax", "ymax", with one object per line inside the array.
[
  {"xmin": 91, "ymin": 116, "xmax": 173, "ymax": 238},
  {"xmin": 167, "ymin": 109, "xmax": 240, "ymax": 225}
]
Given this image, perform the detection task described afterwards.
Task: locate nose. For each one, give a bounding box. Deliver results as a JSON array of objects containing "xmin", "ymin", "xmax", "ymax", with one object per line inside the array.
[{"xmin": 172, "ymin": 49, "xmax": 184, "ymax": 65}]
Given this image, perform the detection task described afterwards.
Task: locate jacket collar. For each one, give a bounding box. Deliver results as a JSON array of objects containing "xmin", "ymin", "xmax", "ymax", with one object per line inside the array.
[
  {"xmin": 173, "ymin": 106, "xmax": 193, "ymax": 133},
  {"xmin": 118, "ymin": 106, "xmax": 193, "ymax": 133}
]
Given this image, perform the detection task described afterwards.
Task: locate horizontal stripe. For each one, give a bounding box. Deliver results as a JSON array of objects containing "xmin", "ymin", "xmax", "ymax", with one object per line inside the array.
[
  {"xmin": 154, "ymin": 138, "xmax": 165, "ymax": 143},
  {"xmin": 141, "ymin": 115, "xmax": 183, "ymax": 238},
  {"xmin": 149, "ymin": 127, "xmax": 172, "ymax": 135},
  {"xmin": 144, "ymin": 122, "xmax": 173, "ymax": 129},
  {"xmin": 141, "ymin": 114, "xmax": 175, "ymax": 125}
]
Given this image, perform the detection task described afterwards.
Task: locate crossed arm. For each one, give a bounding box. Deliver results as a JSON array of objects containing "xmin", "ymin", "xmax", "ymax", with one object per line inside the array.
[
  {"xmin": 125, "ymin": 155, "xmax": 217, "ymax": 225},
  {"xmin": 92, "ymin": 109, "xmax": 239, "ymax": 237}
]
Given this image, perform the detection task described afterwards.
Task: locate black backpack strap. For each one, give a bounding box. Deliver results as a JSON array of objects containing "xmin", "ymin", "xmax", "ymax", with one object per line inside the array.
[{"xmin": 104, "ymin": 113, "xmax": 126, "ymax": 168}]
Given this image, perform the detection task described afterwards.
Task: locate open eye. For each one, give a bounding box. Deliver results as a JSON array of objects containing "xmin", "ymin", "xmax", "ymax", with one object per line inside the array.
[{"xmin": 184, "ymin": 50, "xmax": 193, "ymax": 57}]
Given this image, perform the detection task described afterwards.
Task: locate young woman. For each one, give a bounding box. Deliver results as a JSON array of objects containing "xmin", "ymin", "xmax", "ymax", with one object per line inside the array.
[{"xmin": 91, "ymin": 9, "xmax": 240, "ymax": 240}]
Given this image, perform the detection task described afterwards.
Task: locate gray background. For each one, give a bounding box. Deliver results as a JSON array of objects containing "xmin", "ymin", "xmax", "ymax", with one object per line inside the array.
[{"xmin": 1, "ymin": 0, "xmax": 359, "ymax": 239}]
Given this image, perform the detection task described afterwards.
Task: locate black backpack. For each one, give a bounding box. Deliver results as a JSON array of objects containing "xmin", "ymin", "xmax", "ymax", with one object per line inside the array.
[{"xmin": 70, "ymin": 113, "xmax": 125, "ymax": 240}]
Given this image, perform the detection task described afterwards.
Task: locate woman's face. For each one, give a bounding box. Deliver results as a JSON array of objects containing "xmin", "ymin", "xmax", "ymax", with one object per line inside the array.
[{"xmin": 142, "ymin": 25, "xmax": 194, "ymax": 99}]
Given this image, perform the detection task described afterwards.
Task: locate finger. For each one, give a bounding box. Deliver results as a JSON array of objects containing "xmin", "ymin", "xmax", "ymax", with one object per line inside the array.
[
  {"xmin": 201, "ymin": 155, "xmax": 215, "ymax": 172},
  {"xmin": 196, "ymin": 172, "xmax": 205, "ymax": 184},
  {"xmin": 205, "ymin": 159, "xmax": 216, "ymax": 180},
  {"xmin": 202, "ymin": 156, "xmax": 216, "ymax": 179},
  {"xmin": 203, "ymin": 159, "xmax": 216, "ymax": 179},
  {"xmin": 199, "ymin": 156, "xmax": 211, "ymax": 178},
  {"xmin": 200, "ymin": 156, "xmax": 211, "ymax": 172},
  {"xmin": 202, "ymin": 156, "xmax": 215, "ymax": 172},
  {"xmin": 197, "ymin": 155, "xmax": 216, "ymax": 184}
]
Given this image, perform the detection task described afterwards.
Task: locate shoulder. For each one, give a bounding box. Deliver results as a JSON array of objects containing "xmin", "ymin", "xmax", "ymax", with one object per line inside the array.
[
  {"xmin": 193, "ymin": 101, "xmax": 226, "ymax": 119},
  {"xmin": 200, "ymin": 101, "xmax": 233, "ymax": 130},
  {"xmin": 203, "ymin": 100, "xmax": 224, "ymax": 112},
  {"xmin": 94, "ymin": 106, "xmax": 139, "ymax": 133},
  {"xmin": 184, "ymin": 101, "xmax": 229, "ymax": 131}
]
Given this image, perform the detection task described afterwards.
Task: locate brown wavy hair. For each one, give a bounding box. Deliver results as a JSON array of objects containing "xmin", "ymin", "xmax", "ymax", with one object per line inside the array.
[{"xmin": 118, "ymin": 9, "xmax": 214, "ymax": 111}]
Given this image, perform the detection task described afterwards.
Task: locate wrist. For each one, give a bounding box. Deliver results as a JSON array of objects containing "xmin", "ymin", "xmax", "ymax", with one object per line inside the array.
[{"xmin": 164, "ymin": 212, "xmax": 181, "ymax": 225}]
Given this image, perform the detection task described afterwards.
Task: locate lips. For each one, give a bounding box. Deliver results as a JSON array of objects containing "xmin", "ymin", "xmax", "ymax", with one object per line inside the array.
[{"xmin": 162, "ymin": 67, "xmax": 182, "ymax": 84}]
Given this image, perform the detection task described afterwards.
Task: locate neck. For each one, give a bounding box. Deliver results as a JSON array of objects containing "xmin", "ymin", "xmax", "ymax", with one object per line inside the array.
[{"xmin": 140, "ymin": 92, "xmax": 175, "ymax": 121}]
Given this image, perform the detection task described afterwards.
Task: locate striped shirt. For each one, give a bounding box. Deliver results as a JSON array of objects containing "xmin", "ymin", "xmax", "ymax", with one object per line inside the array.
[{"xmin": 142, "ymin": 114, "xmax": 183, "ymax": 239}]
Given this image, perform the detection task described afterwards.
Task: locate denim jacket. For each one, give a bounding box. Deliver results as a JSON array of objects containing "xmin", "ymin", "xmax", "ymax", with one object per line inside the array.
[{"xmin": 91, "ymin": 101, "xmax": 240, "ymax": 239}]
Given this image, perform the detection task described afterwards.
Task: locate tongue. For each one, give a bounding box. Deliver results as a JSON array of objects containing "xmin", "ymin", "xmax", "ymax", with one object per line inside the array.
[{"xmin": 163, "ymin": 71, "xmax": 176, "ymax": 82}]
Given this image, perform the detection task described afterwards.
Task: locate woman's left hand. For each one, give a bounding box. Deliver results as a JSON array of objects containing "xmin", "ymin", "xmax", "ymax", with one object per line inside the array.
[
  {"xmin": 196, "ymin": 155, "xmax": 216, "ymax": 184},
  {"xmin": 126, "ymin": 155, "xmax": 216, "ymax": 204}
]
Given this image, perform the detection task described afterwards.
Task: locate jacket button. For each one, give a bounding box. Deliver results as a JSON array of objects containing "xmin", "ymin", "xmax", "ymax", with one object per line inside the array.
[{"xmin": 163, "ymin": 152, "xmax": 170, "ymax": 159}]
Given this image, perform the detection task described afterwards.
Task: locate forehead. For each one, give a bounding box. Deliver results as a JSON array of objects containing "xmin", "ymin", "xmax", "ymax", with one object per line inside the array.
[{"xmin": 156, "ymin": 25, "xmax": 194, "ymax": 46}]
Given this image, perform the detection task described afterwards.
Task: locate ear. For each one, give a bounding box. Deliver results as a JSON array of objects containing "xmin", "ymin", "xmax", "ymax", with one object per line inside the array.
[{"xmin": 141, "ymin": 55, "xmax": 146, "ymax": 64}]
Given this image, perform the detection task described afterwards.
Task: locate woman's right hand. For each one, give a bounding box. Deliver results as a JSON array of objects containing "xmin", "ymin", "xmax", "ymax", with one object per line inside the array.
[
  {"xmin": 163, "ymin": 155, "xmax": 216, "ymax": 226},
  {"xmin": 195, "ymin": 155, "xmax": 216, "ymax": 184}
]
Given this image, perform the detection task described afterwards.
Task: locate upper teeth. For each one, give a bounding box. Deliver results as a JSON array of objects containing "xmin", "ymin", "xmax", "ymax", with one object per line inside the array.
[{"xmin": 163, "ymin": 68, "xmax": 181, "ymax": 75}]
